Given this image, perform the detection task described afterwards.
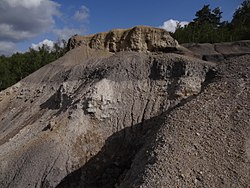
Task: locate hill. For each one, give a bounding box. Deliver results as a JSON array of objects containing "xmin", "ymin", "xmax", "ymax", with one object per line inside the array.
[{"xmin": 0, "ymin": 26, "xmax": 249, "ymax": 188}]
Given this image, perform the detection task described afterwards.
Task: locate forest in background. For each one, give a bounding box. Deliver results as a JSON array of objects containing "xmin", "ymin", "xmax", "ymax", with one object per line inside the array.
[
  {"xmin": 0, "ymin": 41, "xmax": 67, "ymax": 91},
  {"xmin": 0, "ymin": 0, "xmax": 249, "ymax": 91},
  {"xmin": 172, "ymin": 0, "xmax": 250, "ymax": 43}
]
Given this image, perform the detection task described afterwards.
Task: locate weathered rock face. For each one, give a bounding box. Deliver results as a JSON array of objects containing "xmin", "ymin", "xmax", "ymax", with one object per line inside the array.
[
  {"xmin": 0, "ymin": 26, "xmax": 250, "ymax": 188},
  {"xmin": 68, "ymin": 26, "xmax": 179, "ymax": 52}
]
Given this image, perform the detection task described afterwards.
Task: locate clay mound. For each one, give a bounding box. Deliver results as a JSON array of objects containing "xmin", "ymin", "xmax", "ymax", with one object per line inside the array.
[
  {"xmin": 68, "ymin": 26, "xmax": 179, "ymax": 52},
  {"xmin": 58, "ymin": 55, "xmax": 250, "ymax": 188},
  {"xmin": 119, "ymin": 55, "xmax": 250, "ymax": 188},
  {"xmin": 0, "ymin": 26, "xmax": 249, "ymax": 188},
  {"xmin": 0, "ymin": 45, "xmax": 214, "ymax": 188}
]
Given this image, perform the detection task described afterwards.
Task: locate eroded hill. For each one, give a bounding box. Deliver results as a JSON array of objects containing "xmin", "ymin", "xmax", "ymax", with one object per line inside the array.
[{"xmin": 0, "ymin": 26, "xmax": 249, "ymax": 188}]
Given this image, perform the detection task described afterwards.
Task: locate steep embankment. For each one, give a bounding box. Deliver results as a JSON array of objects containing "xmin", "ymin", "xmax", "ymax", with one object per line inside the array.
[
  {"xmin": 119, "ymin": 54, "xmax": 250, "ymax": 188},
  {"xmin": 0, "ymin": 26, "xmax": 249, "ymax": 188}
]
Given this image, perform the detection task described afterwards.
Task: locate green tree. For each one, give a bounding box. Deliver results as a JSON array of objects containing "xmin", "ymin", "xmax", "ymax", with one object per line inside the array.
[
  {"xmin": 232, "ymin": 0, "xmax": 250, "ymax": 26},
  {"xmin": 193, "ymin": 5, "xmax": 222, "ymax": 26},
  {"xmin": 173, "ymin": 4, "xmax": 223, "ymax": 43},
  {"xmin": 0, "ymin": 40, "xmax": 68, "ymax": 91},
  {"xmin": 172, "ymin": 2, "xmax": 250, "ymax": 43},
  {"xmin": 231, "ymin": 0, "xmax": 250, "ymax": 40}
]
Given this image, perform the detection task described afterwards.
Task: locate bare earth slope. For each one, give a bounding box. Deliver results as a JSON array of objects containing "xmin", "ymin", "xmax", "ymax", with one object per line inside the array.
[
  {"xmin": 0, "ymin": 26, "xmax": 249, "ymax": 188},
  {"xmin": 119, "ymin": 55, "xmax": 250, "ymax": 188}
]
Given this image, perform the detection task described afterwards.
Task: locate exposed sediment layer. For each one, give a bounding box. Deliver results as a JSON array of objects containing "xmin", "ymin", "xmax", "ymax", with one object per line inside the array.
[{"xmin": 68, "ymin": 26, "xmax": 179, "ymax": 52}]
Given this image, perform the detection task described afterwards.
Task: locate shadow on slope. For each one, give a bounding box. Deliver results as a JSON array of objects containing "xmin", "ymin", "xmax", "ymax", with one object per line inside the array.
[
  {"xmin": 56, "ymin": 113, "xmax": 165, "ymax": 188},
  {"xmin": 55, "ymin": 64, "xmax": 217, "ymax": 188}
]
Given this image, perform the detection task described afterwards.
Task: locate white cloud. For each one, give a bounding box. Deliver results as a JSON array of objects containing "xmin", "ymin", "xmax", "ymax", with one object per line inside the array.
[
  {"xmin": 0, "ymin": 0, "xmax": 60, "ymax": 42},
  {"xmin": 52, "ymin": 5, "xmax": 89, "ymax": 41},
  {"xmin": 0, "ymin": 41, "xmax": 16, "ymax": 56},
  {"xmin": 2, "ymin": 0, "xmax": 43, "ymax": 8},
  {"xmin": 31, "ymin": 39, "xmax": 54, "ymax": 51},
  {"xmin": 74, "ymin": 5, "xmax": 89, "ymax": 22},
  {"xmin": 0, "ymin": 1, "xmax": 90, "ymax": 55},
  {"xmin": 160, "ymin": 19, "xmax": 189, "ymax": 33},
  {"xmin": 53, "ymin": 27, "xmax": 82, "ymax": 41},
  {"xmin": 0, "ymin": 24, "xmax": 36, "ymax": 41}
]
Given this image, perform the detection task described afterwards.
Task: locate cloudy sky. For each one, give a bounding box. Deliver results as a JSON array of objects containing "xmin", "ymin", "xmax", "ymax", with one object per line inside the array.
[{"xmin": 0, "ymin": 0, "xmax": 243, "ymax": 55}]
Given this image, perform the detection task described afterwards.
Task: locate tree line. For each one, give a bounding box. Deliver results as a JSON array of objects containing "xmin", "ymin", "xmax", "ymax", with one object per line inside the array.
[
  {"xmin": 172, "ymin": 0, "xmax": 250, "ymax": 43},
  {"xmin": 0, "ymin": 41, "xmax": 68, "ymax": 91}
]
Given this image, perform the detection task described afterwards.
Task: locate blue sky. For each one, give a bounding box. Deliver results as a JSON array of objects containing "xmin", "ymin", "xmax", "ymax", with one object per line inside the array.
[{"xmin": 0, "ymin": 0, "xmax": 243, "ymax": 55}]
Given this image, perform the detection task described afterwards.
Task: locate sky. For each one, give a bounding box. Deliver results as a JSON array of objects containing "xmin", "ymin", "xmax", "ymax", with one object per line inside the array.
[{"xmin": 0, "ymin": 0, "xmax": 244, "ymax": 55}]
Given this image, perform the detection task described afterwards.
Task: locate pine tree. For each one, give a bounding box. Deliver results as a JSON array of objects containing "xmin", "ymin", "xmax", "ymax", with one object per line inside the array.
[{"xmin": 231, "ymin": 0, "xmax": 250, "ymax": 40}]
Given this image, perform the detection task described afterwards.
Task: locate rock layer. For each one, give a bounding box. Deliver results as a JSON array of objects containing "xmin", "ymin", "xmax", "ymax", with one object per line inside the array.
[{"xmin": 68, "ymin": 26, "xmax": 179, "ymax": 52}]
